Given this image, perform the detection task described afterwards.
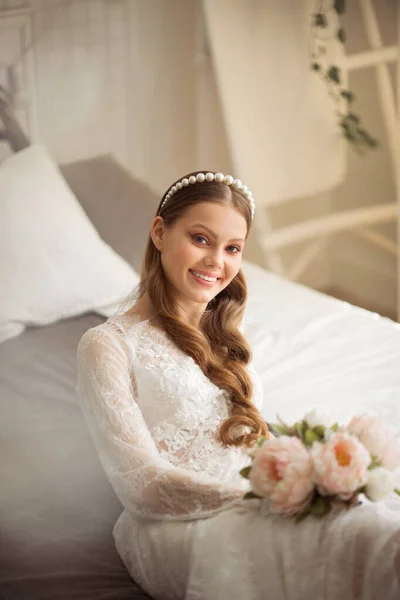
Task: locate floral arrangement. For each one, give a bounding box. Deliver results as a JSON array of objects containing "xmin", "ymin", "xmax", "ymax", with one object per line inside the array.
[{"xmin": 240, "ymin": 410, "xmax": 400, "ymax": 521}]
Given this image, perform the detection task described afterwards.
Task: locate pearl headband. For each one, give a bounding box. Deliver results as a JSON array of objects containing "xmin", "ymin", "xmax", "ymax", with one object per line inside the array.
[{"xmin": 160, "ymin": 172, "xmax": 255, "ymax": 219}]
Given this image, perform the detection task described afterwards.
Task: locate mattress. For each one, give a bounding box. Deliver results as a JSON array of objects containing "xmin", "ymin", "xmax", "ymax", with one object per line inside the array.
[{"xmin": 1, "ymin": 262, "xmax": 399, "ymax": 599}]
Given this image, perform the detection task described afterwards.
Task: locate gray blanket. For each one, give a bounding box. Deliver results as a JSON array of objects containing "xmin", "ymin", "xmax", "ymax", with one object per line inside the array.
[{"xmin": 0, "ymin": 313, "xmax": 151, "ymax": 599}]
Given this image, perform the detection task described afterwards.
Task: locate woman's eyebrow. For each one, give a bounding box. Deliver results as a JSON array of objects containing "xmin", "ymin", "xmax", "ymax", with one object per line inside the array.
[{"xmin": 190, "ymin": 223, "xmax": 245, "ymax": 243}]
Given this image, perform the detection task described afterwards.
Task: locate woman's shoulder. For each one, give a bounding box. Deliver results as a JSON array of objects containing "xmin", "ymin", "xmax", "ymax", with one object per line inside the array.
[
  {"xmin": 78, "ymin": 310, "xmax": 170, "ymax": 356},
  {"xmin": 77, "ymin": 312, "xmax": 142, "ymax": 356}
]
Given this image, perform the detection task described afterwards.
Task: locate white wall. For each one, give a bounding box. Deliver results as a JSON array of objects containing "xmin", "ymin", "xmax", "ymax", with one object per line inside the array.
[
  {"xmin": 1, "ymin": 0, "xmax": 199, "ymax": 194},
  {"xmin": 126, "ymin": 0, "xmax": 198, "ymax": 193}
]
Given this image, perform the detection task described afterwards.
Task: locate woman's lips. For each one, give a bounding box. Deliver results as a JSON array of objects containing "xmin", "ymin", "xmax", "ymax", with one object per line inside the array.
[{"xmin": 189, "ymin": 269, "xmax": 220, "ymax": 287}]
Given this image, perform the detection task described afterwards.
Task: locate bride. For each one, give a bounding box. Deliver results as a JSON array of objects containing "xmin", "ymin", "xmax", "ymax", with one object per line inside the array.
[{"xmin": 77, "ymin": 171, "xmax": 400, "ymax": 600}]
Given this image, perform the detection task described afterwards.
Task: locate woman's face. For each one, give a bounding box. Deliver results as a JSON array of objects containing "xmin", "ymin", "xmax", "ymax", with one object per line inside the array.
[{"xmin": 152, "ymin": 201, "xmax": 247, "ymax": 315}]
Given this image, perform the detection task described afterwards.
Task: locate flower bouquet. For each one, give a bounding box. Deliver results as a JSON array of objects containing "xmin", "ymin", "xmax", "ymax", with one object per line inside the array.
[{"xmin": 240, "ymin": 410, "xmax": 400, "ymax": 521}]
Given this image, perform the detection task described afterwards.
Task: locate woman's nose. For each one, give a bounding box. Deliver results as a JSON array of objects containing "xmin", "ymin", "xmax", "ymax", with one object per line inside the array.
[{"xmin": 205, "ymin": 247, "xmax": 224, "ymax": 268}]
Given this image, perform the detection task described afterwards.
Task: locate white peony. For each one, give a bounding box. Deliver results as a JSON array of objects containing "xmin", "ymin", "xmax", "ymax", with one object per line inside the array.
[
  {"xmin": 304, "ymin": 409, "xmax": 335, "ymax": 430},
  {"xmin": 364, "ymin": 467, "xmax": 394, "ymax": 502}
]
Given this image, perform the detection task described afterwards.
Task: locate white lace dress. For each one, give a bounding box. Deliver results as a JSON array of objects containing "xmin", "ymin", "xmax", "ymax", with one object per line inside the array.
[{"xmin": 76, "ymin": 313, "xmax": 400, "ymax": 600}]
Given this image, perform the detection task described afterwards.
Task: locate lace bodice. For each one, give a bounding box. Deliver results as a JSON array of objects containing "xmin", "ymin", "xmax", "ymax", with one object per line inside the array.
[{"xmin": 76, "ymin": 313, "xmax": 263, "ymax": 522}]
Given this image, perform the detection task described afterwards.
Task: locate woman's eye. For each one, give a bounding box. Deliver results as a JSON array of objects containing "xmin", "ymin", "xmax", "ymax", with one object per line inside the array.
[
  {"xmin": 193, "ymin": 235, "xmax": 208, "ymax": 245},
  {"xmin": 226, "ymin": 245, "xmax": 241, "ymax": 254}
]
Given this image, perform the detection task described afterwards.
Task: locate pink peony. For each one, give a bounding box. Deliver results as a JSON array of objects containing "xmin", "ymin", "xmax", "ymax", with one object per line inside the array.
[
  {"xmin": 249, "ymin": 436, "xmax": 314, "ymax": 516},
  {"xmin": 311, "ymin": 432, "xmax": 371, "ymax": 499},
  {"xmin": 347, "ymin": 414, "xmax": 400, "ymax": 471}
]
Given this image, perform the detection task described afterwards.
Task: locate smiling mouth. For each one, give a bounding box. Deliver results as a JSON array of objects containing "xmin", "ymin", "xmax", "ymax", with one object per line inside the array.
[{"xmin": 189, "ymin": 269, "xmax": 221, "ymax": 283}]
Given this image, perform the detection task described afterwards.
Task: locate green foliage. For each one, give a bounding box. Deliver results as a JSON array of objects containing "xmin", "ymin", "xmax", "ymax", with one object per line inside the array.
[
  {"xmin": 368, "ymin": 454, "xmax": 382, "ymax": 470},
  {"xmin": 327, "ymin": 66, "xmax": 341, "ymax": 84},
  {"xmin": 314, "ymin": 12, "xmax": 327, "ymax": 27},
  {"xmin": 313, "ymin": 425, "xmax": 326, "ymax": 438},
  {"xmin": 293, "ymin": 420, "xmax": 306, "ymax": 439},
  {"xmin": 340, "ymin": 90, "xmax": 354, "ymax": 102},
  {"xmin": 269, "ymin": 423, "xmax": 290, "ymax": 436},
  {"xmin": 240, "ymin": 466, "xmax": 252, "ymax": 479},
  {"xmin": 256, "ymin": 436, "xmax": 268, "ymax": 448},
  {"xmin": 310, "ymin": 495, "xmax": 331, "ymax": 517},
  {"xmin": 334, "ymin": 0, "xmax": 346, "ymax": 14},
  {"xmin": 310, "ymin": 1, "xmax": 378, "ymax": 152},
  {"xmin": 243, "ymin": 491, "xmax": 261, "ymax": 500},
  {"xmin": 304, "ymin": 429, "xmax": 320, "ymax": 446},
  {"xmin": 337, "ymin": 27, "xmax": 346, "ymax": 43}
]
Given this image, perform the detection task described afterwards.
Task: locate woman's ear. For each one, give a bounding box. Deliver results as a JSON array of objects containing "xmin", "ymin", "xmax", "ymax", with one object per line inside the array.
[{"xmin": 150, "ymin": 216, "xmax": 165, "ymax": 251}]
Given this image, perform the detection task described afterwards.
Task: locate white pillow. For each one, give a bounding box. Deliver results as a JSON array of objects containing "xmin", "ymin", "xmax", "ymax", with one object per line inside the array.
[{"xmin": 0, "ymin": 145, "xmax": 139, "ymax": 343}]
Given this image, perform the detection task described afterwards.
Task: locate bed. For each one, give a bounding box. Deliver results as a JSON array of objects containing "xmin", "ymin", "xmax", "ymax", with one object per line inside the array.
[{"xmin": 1, "ymin": 107, "xmax": 400, "ymax": 599}]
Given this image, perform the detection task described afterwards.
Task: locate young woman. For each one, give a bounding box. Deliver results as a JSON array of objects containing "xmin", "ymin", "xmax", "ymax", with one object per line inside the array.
[{"xmin": 77, "ymin": 172, "xmax": 400, "ymax": 600}]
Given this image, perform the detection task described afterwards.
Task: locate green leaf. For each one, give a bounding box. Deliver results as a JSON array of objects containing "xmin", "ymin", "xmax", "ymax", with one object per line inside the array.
[
  {"xmin": 314, "ymin": 12, "xmax": 327, "ymax": 27},
  {"xmin": 357, "ymin": 130, "xmax": 378, "ymax": 148},
  {"xmin": 368, "ymin": 454, "xmax": 382, "ymax": 470},
  {"xmin": 313, "ymin": 425, "xmax": 326, "ymax": 439},
  {"xmin": 337, "ymin": 27, "xmax": 346, "ymax": 43},
  {"xmin": 327, "ymin": 66, "xmax": 341, "ymax": 84},
  {"xmin": 304, "ymin": 429, "xmax": 319, "ymax": 447},
  {"xmin": 256, "ymin": 436, "xmax": 268, "ymax": 448},
  {"xmin": 295, "ymin": 509, "xmax": 311, "ymax": 523},
  {"xmin": 294, "ymin": 421, "xmax": 305, "ymax": 439},
  {"xmin": 394, "ymin": 489, "xmax": 400, "ymax": 497},
  {"xmin": 301, "ymin": 420, "xmax": 309, "ymax": 435},
  {"xmin": 239, "ymin": 466, "xmax": 252, "ymax": 479},
  {"xmin": 310, "ymin": 496, "xmax": 331, "ymax": 517},
  {"xmin": 334, "ymin": 0, "xmax": 346, "ymax": 14},
  {"xmin": 243, "ymin": 491, "xmax": 261, "ymax": 500},
  {"xmin": 269, "ymin": 424, "xmax": 290, "ymax": 436},
  {"xmin": 347, "ymin": 112, "xmax": 360, "ymax": 124},
  {"xmin": 340, "ymin": 90, "xmax": 354, "ymax": 102},
  {"xmin": 331, "ymin": 422, "xmax": 340, "ymax": 432}
]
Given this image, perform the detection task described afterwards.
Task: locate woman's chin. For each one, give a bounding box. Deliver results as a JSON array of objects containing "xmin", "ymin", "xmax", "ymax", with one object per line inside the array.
[{"xmin": 184, "ymin": 287, "xmax": 216, "ymax": 306}]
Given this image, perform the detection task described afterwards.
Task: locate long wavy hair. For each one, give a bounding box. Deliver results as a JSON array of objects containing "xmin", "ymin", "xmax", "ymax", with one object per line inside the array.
[{"xmin": 137, "ymin": 171, "xmax": 268, "ymax": 447}]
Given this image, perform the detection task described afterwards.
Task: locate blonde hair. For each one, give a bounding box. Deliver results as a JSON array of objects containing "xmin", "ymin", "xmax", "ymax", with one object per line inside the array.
[{"xmin": 138, "ymin": 171, "xmax": 268, "ymax": 447}]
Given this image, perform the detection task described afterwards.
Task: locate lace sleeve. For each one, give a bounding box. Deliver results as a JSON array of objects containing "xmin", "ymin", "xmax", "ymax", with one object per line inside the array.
[{"xmin": 76, "ymin": 326, "xmax": 245, "ymax": 522}]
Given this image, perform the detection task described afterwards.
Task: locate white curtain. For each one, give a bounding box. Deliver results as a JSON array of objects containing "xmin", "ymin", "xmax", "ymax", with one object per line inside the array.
[{"xmin": 202, "ymin": 0, "xmax": 346, "ymax": 207}]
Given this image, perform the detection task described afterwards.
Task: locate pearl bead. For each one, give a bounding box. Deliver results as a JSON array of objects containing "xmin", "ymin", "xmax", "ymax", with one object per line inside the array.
[{"xmin": 162, "ymin": 172, "xmax": 255, "ymax": 219}]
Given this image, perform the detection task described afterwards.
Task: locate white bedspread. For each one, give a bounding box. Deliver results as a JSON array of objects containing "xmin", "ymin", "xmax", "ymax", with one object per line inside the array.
[{"xmin": 242, "ymin": 261, "xmax": 400, "ymax": 432}]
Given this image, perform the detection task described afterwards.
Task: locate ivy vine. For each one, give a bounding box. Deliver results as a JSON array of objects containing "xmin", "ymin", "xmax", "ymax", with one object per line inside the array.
[{"xmin": 310, "ymin": 0, "xmax": 378, "ymax": 153}]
